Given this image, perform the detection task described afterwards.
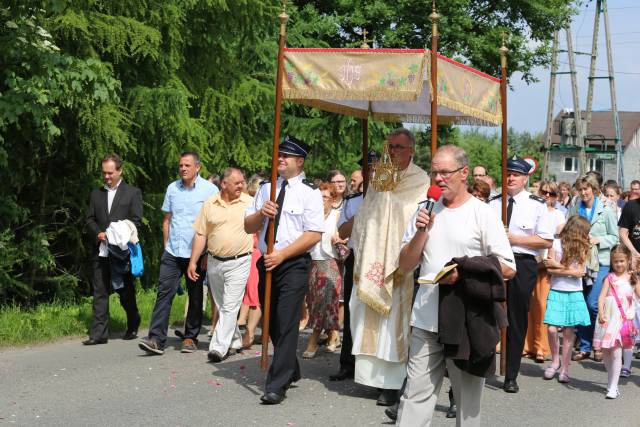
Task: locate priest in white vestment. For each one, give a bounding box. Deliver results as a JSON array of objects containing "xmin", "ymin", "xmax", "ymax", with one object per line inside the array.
[{"xmin": 350, "ymin": 128, "xmax": 429, "ymax": 404}]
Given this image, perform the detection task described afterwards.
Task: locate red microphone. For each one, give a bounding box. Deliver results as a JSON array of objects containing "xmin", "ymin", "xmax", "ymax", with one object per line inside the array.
[{"xmin": 417, "ymin": 185, "xmax": 443, "ymax": 232}]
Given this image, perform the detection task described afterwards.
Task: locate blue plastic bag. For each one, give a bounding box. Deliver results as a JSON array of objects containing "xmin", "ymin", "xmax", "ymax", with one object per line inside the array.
[{"xmin": 128, "ymin": 242, "xmax": 144, "ymax": 277}]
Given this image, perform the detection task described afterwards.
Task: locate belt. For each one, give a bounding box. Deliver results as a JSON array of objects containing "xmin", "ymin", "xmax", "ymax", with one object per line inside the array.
[
  {"xmin": 211, "ymin": 252, "xmax": 252, "ymax": 262},
  {"xmin": 514, "ymin": 253, "xmax": 536, "ymax": 260}
]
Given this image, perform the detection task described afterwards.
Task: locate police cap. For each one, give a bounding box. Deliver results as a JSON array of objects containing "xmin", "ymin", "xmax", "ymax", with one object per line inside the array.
[
  {"xmin": 507, "ymin": 155, "xmax": 532, "ymax": 175},
  {"xmin": 358, "ymin": 150, "xmax": 380, "ymax": 166},
  {"xmin": 279, "ymin": 136, "xmax": 310, "ymax": 158}
]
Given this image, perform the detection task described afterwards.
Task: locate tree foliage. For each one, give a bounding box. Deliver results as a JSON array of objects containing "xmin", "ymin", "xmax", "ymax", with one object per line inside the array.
[{"xmin": 0, "ymin": 0, "xmax": 573, "ymax": 304}]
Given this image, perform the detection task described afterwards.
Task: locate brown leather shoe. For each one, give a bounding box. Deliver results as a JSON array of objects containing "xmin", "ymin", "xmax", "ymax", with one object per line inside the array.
[
  {"xmin": 593, "ymin": 349, "xmax": 603, "ymax": 362},
  {"xmin": 181, "ymin": 338, "xmax": 197, "ymax": 353},
  {"xmin": 572, "ymin": 351, "xmax": 590, "ymax": 361}
]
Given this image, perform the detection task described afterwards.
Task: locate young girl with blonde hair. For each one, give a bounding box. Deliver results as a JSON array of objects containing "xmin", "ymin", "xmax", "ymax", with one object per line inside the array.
[
  {"xmin": 542, "ymin": 215, "xmax": 591, "ymax": 383},
  {"xmin": 593, "ymin": 244, "xmax": 639, "ymax": 399}
]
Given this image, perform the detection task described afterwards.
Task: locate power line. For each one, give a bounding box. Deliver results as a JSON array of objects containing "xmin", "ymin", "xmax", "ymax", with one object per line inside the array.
[
  {"xmin": 576, "ymin": 41, "xmax": 640, "ymax": 47},
  {"xmin": 582, "ymin": 6, "xmax": 640, "ymax": 11},
  {"xmin": 576, "ymin": 31, "xmax": 640, "ymax": 38},
  {"xmin": 557, "ymin": 60, "xmax": 640, "ymax": 76}
]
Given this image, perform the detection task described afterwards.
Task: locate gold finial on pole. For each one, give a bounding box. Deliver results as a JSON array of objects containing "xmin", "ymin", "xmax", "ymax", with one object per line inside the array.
[
  {"xmin": 500, "ymin": 32, "xmax": 509, "ymax": 68},
  {"xmin": 429, "ymin": 1, "xmax": 440, "ymax": 36},
  {"xmin": 361, "ymin": 28, "xmax": 370, "ymax": 49},
  {"xmin": 279, "ymin": 0, "xmax": 289, "ymax": 36}
]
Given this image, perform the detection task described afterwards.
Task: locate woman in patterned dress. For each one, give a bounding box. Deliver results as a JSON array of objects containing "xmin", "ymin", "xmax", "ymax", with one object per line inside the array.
[{"xmin": 303, "ymin": 183, "xmax": 344, "ymax": 358}]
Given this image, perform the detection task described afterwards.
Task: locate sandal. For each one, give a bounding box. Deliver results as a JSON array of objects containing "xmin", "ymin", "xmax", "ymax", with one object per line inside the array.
[
  {"xmin": 535, "ymin": 353, "xmax": 546, "ymax": 363},
  {"xmin": 241, "ymin": 333, "xmax": 254, "ymax": 350},
  {"xmin": 572, "ymin": 351, "xmax": 590, "ymax": 361},
  {"xmin": 558, "ymin": 372, "xmax": 570, "ymax": 383},
  {"xmin": 543, "ymin": 365, "xmax": 559, "ymax": 380},
  {"xmin": 302, "ymin": 348, "xmax": 317, "ymax": 359},
  {"xmin": 325, "ymin": 340, "xmax": 341, "ymax": 353}
]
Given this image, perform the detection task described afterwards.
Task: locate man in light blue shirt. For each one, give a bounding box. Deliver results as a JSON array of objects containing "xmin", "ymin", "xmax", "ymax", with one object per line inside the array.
[{"xmin": 139, "ymin": 152, "xmax": 218, "ymax": 355}]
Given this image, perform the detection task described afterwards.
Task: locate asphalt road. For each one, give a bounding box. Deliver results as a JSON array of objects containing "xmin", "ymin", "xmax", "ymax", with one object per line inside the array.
[{"xmin": 1, "ymin": 329, "xmax": 639, "ymax": 426}]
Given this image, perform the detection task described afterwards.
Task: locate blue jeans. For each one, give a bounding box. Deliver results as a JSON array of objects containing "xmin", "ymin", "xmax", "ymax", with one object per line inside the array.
[{"xmin": 576, "ymin": 264, "xmax": 609, "ymax": 352}]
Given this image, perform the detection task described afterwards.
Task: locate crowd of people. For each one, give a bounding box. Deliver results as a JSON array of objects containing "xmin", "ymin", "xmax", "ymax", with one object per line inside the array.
[{"xmin": 83, "ymin": 129, "xmax": 640, "ymax": 425}]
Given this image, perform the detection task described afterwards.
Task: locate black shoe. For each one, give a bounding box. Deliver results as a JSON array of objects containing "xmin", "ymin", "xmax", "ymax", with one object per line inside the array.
[
  {"xmin": 82, "ymin": 338, "xmax": 107, "ymax": 346},
  {"xmin": 123, "ymin": 330, "xmax": 138, "ymax": 340},
  {"xmin": 260, "ymin": 392, "xmax": 285, "ymax": 405},
  {"xmin": 329, "ymin": 367, "xmax": 354, "ymax": 381},
  {"xmin": 376, "ymin": 389, "xmax": 399, "ymax": 406},
  {"xmin": 174, "ymin": 329, "xmax": 185, "ymax": 339},
  {"xmin": 503, "ymin": 379, "xmax": 519, "ymax": 393},
  {"xmin": 384, "ymin": 402, "xmax": 399, "ymax": 421},
  {"xmin": 207, "ymin": 350, "xmax": 226, "ymax": 363},
  {"xmin": 446, "ymin": 403, "xmax": 457, "ymax": 418},
  {"xmin": 124, "ymin": 315, "xmax": 141, "ymax": 340},
  {"xmin": 138, "ymin": 337, "xmax": 164, "ymax": 355},
  {"xmin": 254, "ymin": 336, "xmax": 263, "ymax": 345}
]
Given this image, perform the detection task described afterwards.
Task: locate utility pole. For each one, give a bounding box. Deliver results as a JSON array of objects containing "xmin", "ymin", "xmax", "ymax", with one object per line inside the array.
[
  {"xmin": 584, "ymin": 0, "xmax": 623, "ymax": 186},
  {"xmin": 543, "ymin": 0, "xmax": 622, "ymax": 185},
  {"xmin": 566, "ymin": 25, "xmax": 587, "ymax": 177},
  {"xmin": 541, "ymin": 26, "xmax": 586, "ymax": 180},
  {"xmin": 542, "ymin": 31, "xmax": 559, "ymax": 181},
  {"xmin": 603, "ymin": 0, "xmax": 623, "ymax": 187}
]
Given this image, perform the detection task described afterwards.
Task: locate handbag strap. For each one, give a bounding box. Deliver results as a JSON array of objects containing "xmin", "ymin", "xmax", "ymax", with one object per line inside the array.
[{"xmin": 607, "ymin": 273, "xmax": 627, "ymax": 319}]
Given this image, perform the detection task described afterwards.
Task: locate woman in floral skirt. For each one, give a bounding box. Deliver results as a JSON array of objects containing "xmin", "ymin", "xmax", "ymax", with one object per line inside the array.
[{"xmin": 303, "ymin": 183, "xmax": 344, "ymax": 358}]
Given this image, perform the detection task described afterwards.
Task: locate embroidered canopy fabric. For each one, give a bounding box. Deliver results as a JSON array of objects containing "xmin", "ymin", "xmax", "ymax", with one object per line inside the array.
[{"xmin": 282, "ymin": 48, "xmax": 502, "ymax": 126}]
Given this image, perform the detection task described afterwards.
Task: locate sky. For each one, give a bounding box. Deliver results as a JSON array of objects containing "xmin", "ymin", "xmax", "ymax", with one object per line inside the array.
[{"xmin": 508, "ymin": 0, "xmax": 640, "ymax": 133}]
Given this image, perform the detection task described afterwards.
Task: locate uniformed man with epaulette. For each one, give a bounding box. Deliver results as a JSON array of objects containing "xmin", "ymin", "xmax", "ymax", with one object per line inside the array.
[
  {"xmin": 244, "ymin": 136, "xmax": 324, "ymax": 405},
  {"xmin": 489, "ymin": 156, "xmax": 555, "ymax": 393}
]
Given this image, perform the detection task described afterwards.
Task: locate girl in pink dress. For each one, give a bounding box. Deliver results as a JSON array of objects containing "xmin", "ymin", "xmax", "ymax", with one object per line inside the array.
[{"xmin": 593, "ymin": 245, "xmax": 639, "ymax": 399}]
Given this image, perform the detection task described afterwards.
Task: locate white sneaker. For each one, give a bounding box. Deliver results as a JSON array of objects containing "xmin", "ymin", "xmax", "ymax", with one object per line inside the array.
[{"xmin": 605, "ymin": 389, "xmax": 620, "ymax": 399}]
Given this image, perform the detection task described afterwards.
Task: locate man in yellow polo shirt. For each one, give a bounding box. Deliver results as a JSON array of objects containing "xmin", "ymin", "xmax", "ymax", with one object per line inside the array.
[{"xmin": 187, "ymin": 167, "xmax": 253, "ymax": 362}]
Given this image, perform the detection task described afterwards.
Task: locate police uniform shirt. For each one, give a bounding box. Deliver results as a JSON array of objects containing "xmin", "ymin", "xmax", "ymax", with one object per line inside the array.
[
  {"xmin": 338, "ymin": 193, "xmax": 363, "ymax": 250},
  {"xmin": 489, "ymin": 190, "xmax": 555, "ymax": 256},
  {"xmin": 247, "ymin": 174, "xmax": 325, "ymax": 254}
]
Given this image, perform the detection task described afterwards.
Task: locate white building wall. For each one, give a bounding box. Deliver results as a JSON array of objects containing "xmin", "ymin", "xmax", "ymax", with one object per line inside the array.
[
  {"xmin": 547, "ymin": 151, "xmax": 617, "ymax": 184},
  {"xmin": 623, "ymin": 129, "xmax": 640, "ymax": 186}
]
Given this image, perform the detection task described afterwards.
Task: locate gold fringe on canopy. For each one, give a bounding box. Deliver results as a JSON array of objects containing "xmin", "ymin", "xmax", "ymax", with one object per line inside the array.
[
  {"xmin": 282, "ymin": 48, "xmax": 502, "ymax": 126},
  {"xmin": 283, "ymin": 49, "xmax": 426, "ymax": 101}
]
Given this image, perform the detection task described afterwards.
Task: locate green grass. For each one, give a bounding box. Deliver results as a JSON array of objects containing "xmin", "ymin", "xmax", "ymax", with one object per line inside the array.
[{"xmin": 0, "ymin": 289, "xmax": 193, "ymax": 348}]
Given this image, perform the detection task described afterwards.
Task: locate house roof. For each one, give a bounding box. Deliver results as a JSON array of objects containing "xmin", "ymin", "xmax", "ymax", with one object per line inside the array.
[{"xmin": 548, "ymin": 111, "xmax": 640, "ymax": 147}]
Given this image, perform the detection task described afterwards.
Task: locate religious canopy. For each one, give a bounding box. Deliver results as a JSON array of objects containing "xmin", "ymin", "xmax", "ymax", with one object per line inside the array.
[{"xmin": 282, "ymin": 48, "xmax": 502, "ymax": 126}]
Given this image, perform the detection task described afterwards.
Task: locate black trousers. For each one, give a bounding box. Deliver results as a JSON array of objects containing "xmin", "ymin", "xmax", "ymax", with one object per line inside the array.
[
  {"xmin": 505, "ymin": 255, "xmax": 538, "ymax": 380},
  {"xmin": 338, "ymin": 251, "xmax": 355, "ymax": 372},
  {"xmin": 258, "ymin": 254, "xmax": 311, "ymax": 395},
  {"xmin": 148, "ymin": 251, "xmax": 205, "ymax": 347},
  {"xmin": 90, "ymin": 257, "xmax": 139, "ymax": 340}
]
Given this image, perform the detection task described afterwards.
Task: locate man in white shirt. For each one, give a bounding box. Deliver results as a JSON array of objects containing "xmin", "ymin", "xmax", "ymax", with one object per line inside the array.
[
  {"xmin": 397, "ymin": 145, "xmax": 516, "ymax": 426},
  {"xmin": 245, "ymin": 136, "xmax": 324, "ymax": 405},
  {"xmin": 489, "ymin": 156, "xmax": 555, "ymax": 393}
]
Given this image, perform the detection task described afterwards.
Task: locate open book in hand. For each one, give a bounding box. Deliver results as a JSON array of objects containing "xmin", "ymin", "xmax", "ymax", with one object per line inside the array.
[{"xmin": 417, "ymin": 263, "xmax": 458, "ymax": 285}]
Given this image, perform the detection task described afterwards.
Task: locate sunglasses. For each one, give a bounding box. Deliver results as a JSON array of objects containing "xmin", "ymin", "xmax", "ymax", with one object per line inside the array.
[{"xmin": 540, "ymin": 190, "xmax": 557, "ymax": 197}]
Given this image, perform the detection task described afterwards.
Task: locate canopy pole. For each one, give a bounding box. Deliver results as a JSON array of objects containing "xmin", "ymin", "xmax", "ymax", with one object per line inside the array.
[
  {"xmin": 362, "ymin": 118, "xmax": 369, "ymax": 195},
  {"xmin": 499, "ymin": 34, "xmax": 509, "ymax": 377},
  {"xmin": 361, "ymin": 35, "xmax": 371, "ymax": 196},
  {"xmin": 429, "ymin": 2, "xmax": 440, "ymax": 160},
  {"xmin": 261, "ymin": 1, "xmax": 289, "ymax": 371}
]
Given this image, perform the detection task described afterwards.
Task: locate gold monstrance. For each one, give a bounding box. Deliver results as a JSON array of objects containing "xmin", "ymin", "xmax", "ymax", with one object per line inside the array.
[{"xmin": 370, "ymin": 141, "xmax": 400, "ymax": 192}]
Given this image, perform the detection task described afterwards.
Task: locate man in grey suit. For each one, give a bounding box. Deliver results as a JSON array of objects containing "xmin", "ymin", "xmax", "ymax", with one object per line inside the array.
[{"xmin": 84, "ymin": 154, "xmax": 143, "ymax": 345}]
